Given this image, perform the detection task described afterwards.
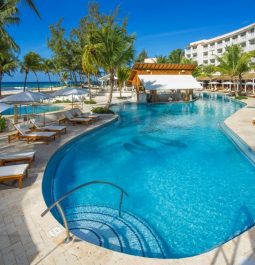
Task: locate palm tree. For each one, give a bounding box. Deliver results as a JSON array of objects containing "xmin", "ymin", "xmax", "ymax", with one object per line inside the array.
[
  {"xmin": 168, "ymin": 49, "xmax": 184, "ymax": 63},
  {"xmin": 0, "ymin": 48, "xmax": 17, "ymax": 96},
  {"xmin": 0, "ymin": 0, "xmax": 19, "ymax": 51},
  {"xmin": 117, "ymin": 67, "xmax": 130, "ymax": 97},
  {"xmin": 216, "ymin": 45, "xmax": 255, "ymax": 95},
  {"xmin": 0, "ymin": 0, "xmax": 40, "ymax": 50},
  {"xmin": 43, "ymin": 59, "xmax": 54, "ymax": 90},
  {"xmin": 156, "ymin": 55, "xmax": 168, "ymax": 63},
  {"xmin": 20, "ymin": 52, "xmax": 42, "ymax": 92},
  {"xmin": 135, "ymin": 49, "xmax": 148, "ymax": 63},
  {"xmin": 83, "ymin": 14, "xmax": 135, "ymax": 109},
  {"xmin": 82, "ymin": 54, "xmax": 98, "ymax": 101}
]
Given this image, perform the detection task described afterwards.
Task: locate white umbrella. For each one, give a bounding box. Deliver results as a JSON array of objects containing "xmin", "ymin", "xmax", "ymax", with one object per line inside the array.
[
  {"xmin": 222, "ymin": 81, "xmax": 233, "ymax": 85},
  {"xmin": 0, "ymin": 91, "xmax": 52, "ymax": 124},
  {"xmin": 209, "ymin": 81, "xmax": 220, "ymax": 85},
  {"xmin": 0, "ymin": 91, "xmax": 52, "ymax": 104},
  {"xmin": 245, "ymin": 82, "xmax": 254, "ymax": 85},
  {"xmin": 53, "ymin": 87, "xmax": 89, "ymax": 108},
  {"xmin": 0, "ymin": 103, "xmax": 12, "ymax": 113}
]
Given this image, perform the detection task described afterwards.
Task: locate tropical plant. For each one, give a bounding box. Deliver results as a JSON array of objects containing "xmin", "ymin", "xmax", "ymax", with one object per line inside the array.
[
  {"xmin": 216, "ymin": 45, "xmax": 255, "ymax": 95},
  {"xmin": 82, "ymin": 53, "xmax": 98, "ymax": 100},
  {"xmin": 0, "ymin": 0, "xmax": 19, "ymax": 51},
  {"xmin": 0, "ymin": 0, "xmax": 40, "ymax": 51},
  {"xmin": 20, "ymin": 52, "xmax": 43, "ymax": 92},
  {"xmin": 135, "ymin": 49, "xmax": 148, "ymax": 63},
  {"xmin": 0, "ymin": 115, "xmax": 6, "ymax": 131},
  {"xmin": 168, "ymin": 49, "xmax": 184, "ymax": 63},
  {"xmin": 42, "ymin": 58, "xmax": 54, "ymax": 90},
  {"xmin": 117, "ymin": 67, "xmax": 130, "ymax": 97},
  {"xmin": 83, "ymin": 4, "xmax": 135, "ymax": 109},
  {"xmin": 0, "ymin": 46, "xmax": 17, "ymax": 96},
  {"xmin": 156, "ymin": 55, "xmax": 168, "ymax": 63},
  {"xmin": 193, "ymin": 64, "xmax": 215, "ymax": 79}
]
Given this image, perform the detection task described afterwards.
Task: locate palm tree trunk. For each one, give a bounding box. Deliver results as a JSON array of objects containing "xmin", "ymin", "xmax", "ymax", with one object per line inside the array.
[
  {"xmin": 119, "ymin": 85, "xmax": 122, "ymax": 98},
  {"xmin": 0, "ymin": 73, "xmax": 2, "ymax": 97},
  {"xmin": 239, "ymin": 74, "xmax": 243, "ymax": 95},
  {"xmin": 33, "ymin": 71, "xmax": 40, "ymax": 92},
  {"xmin": 47, "ymin": 72, "xmax": 52, "ymax": 91},
  {"xmin": 24, "ymin": 72, "xmax": 28, "ymax": 91},
  {"xmin": 106, "ymin": 71, "xmax": 114, "ymax": 109},
  {"xmin": 88, "ymin": 73, "xmax": 92, "ymax": 101}
]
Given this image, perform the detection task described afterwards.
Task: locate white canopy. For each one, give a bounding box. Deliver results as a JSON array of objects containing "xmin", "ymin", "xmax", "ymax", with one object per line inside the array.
[
  {"xmin": 0, "ymin": 91, "xmax": 52, "ymax": 104},
  {"xmin": 222, "ymin": 81, "xmax": 233, "ymax": 85},
  {"xmin": 0, "ymin": 103, "xmax": 12, "ymax": 113},
  {"xmin": 138, "ymin": 75, "xmax": 202, "ymax": 90},
  {"xmin": 209, "ymin": 81, "xmax": 220, "ymax": 85},
  {"xmin": 52, "ymin": 87, "xmax": 89, "ymax": 97},
  {"xmin": 245, "ymin": 82, "xmax": 255, "ymax": 85}
]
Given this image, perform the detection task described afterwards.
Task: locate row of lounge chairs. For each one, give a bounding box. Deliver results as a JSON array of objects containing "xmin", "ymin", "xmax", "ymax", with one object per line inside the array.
[
  {"xmin": 0, "ymin": 151, "xmax": 35, "ymax": 189},
  {"xmin": 11, "ymin": 109, "xmax": 100, "ymax": 144},
  {"xmin": 0, "ymin": 109, "xmax": 101, "ymax": 188}
]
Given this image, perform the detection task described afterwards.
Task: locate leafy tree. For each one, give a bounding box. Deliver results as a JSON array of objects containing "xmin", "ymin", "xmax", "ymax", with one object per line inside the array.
[
  {"xmin": 216, "ymin": 45, "xmax": 255, "ymax": 94},
  {"xmin": 192, "ymin": 64, "xmax": 215, "ymax": 79},
  {"xmin": 0, "ymin": 0, "xmax": 19, "ymax": 51},
  {"xmin": 42, "ymin": 59, "xmax": 54, "ymax": 90},
  {"xmin": 83, "ymin": 4, "xmax": 135, "ymax": 109},
  {"xmin": 135, "ymin": 49, "xmax": 148, "ymax": 63},
  {"xmin": 168, "ymin": 49, "xmax": 184, "ymax": 63},
  {"xmin": 0, "ymin": 0, "xmax": 40, "ymax": 51},
  {"xmin": 156, "ymin": 55, "xmax": 168, "ymax": 63},
  {"xmin": 20, "ymin": 52, "xmax": 43, "ymax": 92},
  {"xmin": 117, "ymin": 67, "xmax": 131, "ymax": 97},
  {"xmin": 0, "ymin": 44, "xmax": 17, "ymax": 96}
]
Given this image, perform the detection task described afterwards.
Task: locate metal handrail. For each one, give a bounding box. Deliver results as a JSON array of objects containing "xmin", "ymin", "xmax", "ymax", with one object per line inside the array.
[{"xmin": 41, "ymin": 180, "xmax": 129, "ymax": 243}]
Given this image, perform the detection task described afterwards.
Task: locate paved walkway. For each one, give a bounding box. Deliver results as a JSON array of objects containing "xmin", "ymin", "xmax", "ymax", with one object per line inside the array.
[{"xmin": 1, "ymin": 96, "xmax": 255, "ymax": 265}]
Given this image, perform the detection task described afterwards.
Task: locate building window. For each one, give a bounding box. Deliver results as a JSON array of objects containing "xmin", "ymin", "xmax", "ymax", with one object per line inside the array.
[
  {"xmin": 210, "ymin": 59, "xmax": 215, "ymax": 63},
  {"xmin": 203, "ymin": 52, "xmax": 208, "ymax": 56},
  {"xmin": 203, "ymin": 60, "xmax": 208, "ymax": 64},
  {"xmin": 240, "ymin": 42, "xmax": 246, "ymax": 47},
  {"xmin": 249, "ymin": 39, "xmax": 255, "ymax": 45},
  {"xmin": 217, "ymin": 48, "xmax": 223, "ymax": 53}
]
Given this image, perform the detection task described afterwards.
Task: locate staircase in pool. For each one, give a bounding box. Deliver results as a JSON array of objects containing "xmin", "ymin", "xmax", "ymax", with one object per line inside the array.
[
  {"xmin": 65, "ymin": 206, "xmax": 166, "ymax": 258},
  {"xmin": 41, "ymin": 181, "xmax": 166, "ymax": 258}
]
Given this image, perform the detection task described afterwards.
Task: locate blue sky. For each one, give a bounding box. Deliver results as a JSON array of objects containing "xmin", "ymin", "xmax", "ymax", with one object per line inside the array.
[{"xmin": 4, "ymin": 0, "xmax": 255, "ymax": 82}]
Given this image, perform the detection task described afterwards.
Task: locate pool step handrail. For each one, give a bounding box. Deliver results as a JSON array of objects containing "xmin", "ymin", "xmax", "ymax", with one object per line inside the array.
[{"xmin": 41, "ymin": 180, "xmax": 129, "ymax": 243}]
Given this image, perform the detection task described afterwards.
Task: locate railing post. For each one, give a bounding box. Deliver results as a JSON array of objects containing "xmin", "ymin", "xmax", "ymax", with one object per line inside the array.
[
  {"xmin": 56, "ymin": 202, "xmax": 73, "ymax": 243},
  {"xmin": 119, "ymin": 191, "xmax": 124, "ymax": 218}
]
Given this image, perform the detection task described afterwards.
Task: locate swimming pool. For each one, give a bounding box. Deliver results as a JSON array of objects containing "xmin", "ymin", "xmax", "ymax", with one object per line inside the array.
[
  {"xmin": 43, "ymin": 93, "xmax": 255, "ymax": 259},
  {"xmin": 1, "ymin": 104, "xmax": 64, "ymax": 115}
]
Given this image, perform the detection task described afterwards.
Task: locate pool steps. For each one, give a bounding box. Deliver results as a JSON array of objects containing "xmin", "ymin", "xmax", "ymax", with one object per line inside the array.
[{"xmin": 64, "ymin": 205, "xmax": 166, "ymax": 258}]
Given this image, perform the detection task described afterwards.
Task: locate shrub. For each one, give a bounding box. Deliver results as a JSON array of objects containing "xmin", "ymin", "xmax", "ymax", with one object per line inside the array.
[
  {"xmin": 0, "ymin": 116, "xmax": 6, "ymax": 132},
  {"xmin": 235, "ymin": 95, "xmax": 248, "ymax": 100},
  {"xmin": 54, "ymin": 99, "xmax": 71, "ymax": 103},
  {"xmin": 84, "ymin": 99, "xmax": 97, "ymax": 104},
  {"xmin": 92, "ymin": 107, "xmax": 114, "ymax": 114}
]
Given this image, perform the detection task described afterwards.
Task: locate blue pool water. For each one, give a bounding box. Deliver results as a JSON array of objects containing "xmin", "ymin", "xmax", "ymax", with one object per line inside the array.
[
  {"xmin": 1, "ymin": 105, "xmax": 64, "ymax": 115},
  {"xmin": 43, "ymin": 93, "xmax": 255, "ymax": 258}
]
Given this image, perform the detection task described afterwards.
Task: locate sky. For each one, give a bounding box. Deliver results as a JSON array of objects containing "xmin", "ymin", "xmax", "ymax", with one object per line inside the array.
[{"xmin": 4, "ymin": 0, "xmax": 255, "ymax": 82}]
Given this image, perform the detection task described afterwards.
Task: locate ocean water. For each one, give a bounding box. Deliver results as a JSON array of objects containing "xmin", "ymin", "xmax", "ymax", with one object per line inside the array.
[
  {"xmin": 1, "ymin": 82, "xmax": 62, "ymax": 91},
  {"xmin": 43, "ymin": 93, "xmax": 255, "ymax": 258}
]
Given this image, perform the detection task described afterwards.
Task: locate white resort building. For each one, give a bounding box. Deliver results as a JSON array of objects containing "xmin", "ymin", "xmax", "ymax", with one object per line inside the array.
[{"xmin": 185, "ymin": 23, "xmax": 255, "ymax": 65}]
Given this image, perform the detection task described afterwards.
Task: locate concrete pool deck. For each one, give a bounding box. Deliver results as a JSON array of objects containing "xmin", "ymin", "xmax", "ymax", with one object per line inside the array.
[{"xmin": 0, "ymin": 95, "xmax": 255, "ymax": 265}]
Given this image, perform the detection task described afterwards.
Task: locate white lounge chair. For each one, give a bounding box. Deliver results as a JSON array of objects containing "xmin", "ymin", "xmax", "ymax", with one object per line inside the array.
[
  {"xmin": 0, "ymin": 164, "xmax": 29, "ymax": 189},
  {"xmin": 30, "ymin": 119, "xmax": 67, "ymax": 135},
  {"xmin": 0, "ymin": 151, "xmax": 35, "ymax": 166},
  {"xmin": 74, "ymin": 109, "xmax": 100, "ymax": 121},
  {"xmin": 64, "ymin": 111, "xmax": 92, "ymax": 125},
  {"xmin": 14, "ymin": 124, "xmax": 56, "ymax": 144}
]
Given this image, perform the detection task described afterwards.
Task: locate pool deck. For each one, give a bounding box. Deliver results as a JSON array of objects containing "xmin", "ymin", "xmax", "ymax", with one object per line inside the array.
[{"xmin": 1, "ymin": 95, "xmax": 255, "ymax": 265}]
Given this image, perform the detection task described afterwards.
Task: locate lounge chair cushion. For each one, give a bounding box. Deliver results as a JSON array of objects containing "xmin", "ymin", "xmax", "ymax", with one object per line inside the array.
[
  {"xmin": 23, "ymin": 131, "xmax": 56, "ymax": 137},
  {"xmin": 0, "ymin": 164, "xmax": 29, "ymax": 177},
  {"xmin": 0, "ymin": 151, "xmax": 35, "ymax": 160},
  {"xmin": 41, "ymin": 125, "xmax": 66, "ymax": 131}
]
